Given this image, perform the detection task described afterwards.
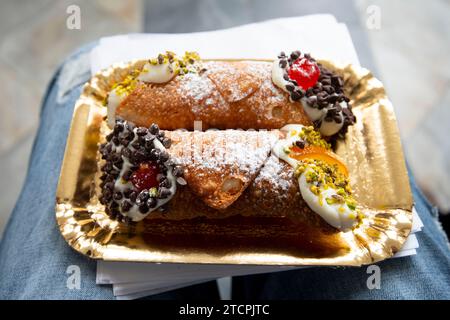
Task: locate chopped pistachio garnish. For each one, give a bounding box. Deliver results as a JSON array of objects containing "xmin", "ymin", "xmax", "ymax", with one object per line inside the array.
[
  {"xmin": 149, "ymin": 187, "xmax": 158, "ymax": 198},
  {"xmin": 112, "ymin": 74, "xmax": 138, "ymax": 97},
  {"xmin": 104, "ymin": 51, "xmax": 202, "ymax": 105},
  {"xmin": 149, "ymin": 51, "xmax": 174, "ymax": 65},
  {"xmin": 103, "ymin": 70, "xmax": 140, "ymax": 105},
  {"xmin": 325, "ymin": 194, "xmax": 345, "ymax": 205},
  {"xmin": 177, "ymin": 51, "xmax": 201, "ymax": 75},
  {"xmin": 298, "ymin": 126, "xmax": 331, "ymax": 149},
  {"xmin": 145, "ymin": 51, "xmax": 201, "ymax": 76},
  {"xmin": 296, "ymin": 158, "xmax": 357, "ymax": 211}
]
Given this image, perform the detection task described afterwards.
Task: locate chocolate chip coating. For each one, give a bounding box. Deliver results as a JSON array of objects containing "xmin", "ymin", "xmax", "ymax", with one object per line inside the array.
[
  {"xmin": 136, "ymin": 127, "xmax": 148, "ymax": 136},
  {"xmin": 100, "ymin": 120, "xmax": 178, "ymax": 222},
  {"xmin": 172, "ymin": 166, "xmax": 184, "ymax": 177},
  {"xmin": 158, "ymin": 188, "xmax": 171, "ymax": 199},
  {"xmin": 147, "ymin": 197, "xmax": 157, "ymax": 208},
  {"xmin": 149, "ymin": 123, "xmax": 159, "ymax": 135}
]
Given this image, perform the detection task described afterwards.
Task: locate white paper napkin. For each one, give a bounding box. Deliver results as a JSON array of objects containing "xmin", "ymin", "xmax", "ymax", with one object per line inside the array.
[
  {"xmin": 90, "ymin": 15, "xmax": 359, "ymax": 73},
  {"xmin": 90, "ymin": 15, "xmax": 422, "ymax": 299}
]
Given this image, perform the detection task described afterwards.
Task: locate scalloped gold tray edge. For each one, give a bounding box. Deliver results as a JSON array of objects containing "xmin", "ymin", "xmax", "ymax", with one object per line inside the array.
[{"xmin": 55, "ymin": 58, "xmax": 413, "ymax": 266}]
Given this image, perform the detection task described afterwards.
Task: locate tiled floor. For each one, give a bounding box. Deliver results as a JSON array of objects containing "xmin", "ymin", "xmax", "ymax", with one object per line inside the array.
[
  {"xmin": 355, "ymin": 0, "xmax": 450, "ymax": 210},
  {"xmin": 0, "ymin": 0, "xmax": 449, "ymax": 238},
  {"xmin": 0, "ymin": 0, "xmax": 142, "ymax": 236}
]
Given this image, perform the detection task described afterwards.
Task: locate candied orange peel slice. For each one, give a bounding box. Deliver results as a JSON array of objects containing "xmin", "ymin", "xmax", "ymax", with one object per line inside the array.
[{"xmin": 289, "ymin": 145, "xmax": 349, "ymax": 177}]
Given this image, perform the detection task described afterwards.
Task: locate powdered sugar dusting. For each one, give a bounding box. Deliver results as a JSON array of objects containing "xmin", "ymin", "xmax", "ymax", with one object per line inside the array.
[
  {"xmin": 256, "ymin": 78, "xmax": 287, "ymax": 119},
  {"xmin": 203, "ymin": 61, "xmax": 268, "ymax": 102},
  {"xmin": 177, "ymin": 72, "xmax": 228, "ymax": 117},
  {"xmin": 166, "ymin": 130, "xmax": 296, "ymax": 195},
  {"xmin": 254, "ymin": 153, "xmax": 293, "ymax": 195},
  {"xmin": 178, "ymin": 73, "xmax": 213, "ymax": 102},
  {"xmin": 170, "ymin": 130, "xmax": 279, "ymax": 179},
  {"xmin": 245, "ymin": 61, "xmax": 272, "ymax": 78}
]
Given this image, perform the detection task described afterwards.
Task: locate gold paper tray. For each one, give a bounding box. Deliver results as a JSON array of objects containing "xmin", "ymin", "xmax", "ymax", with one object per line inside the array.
[{"xmin": 55, "ymin": 59, "xmax": 413, "ymax": 266}]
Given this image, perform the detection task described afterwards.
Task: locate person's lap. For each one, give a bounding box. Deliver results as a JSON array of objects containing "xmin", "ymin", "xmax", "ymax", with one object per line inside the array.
[
  {"xmin": 0, "ymin": 44, "xmax": 449, "ymax": 300},
  {"xmin": 233, "ymin": 176, "xmax": 450, "ymax": 299}
]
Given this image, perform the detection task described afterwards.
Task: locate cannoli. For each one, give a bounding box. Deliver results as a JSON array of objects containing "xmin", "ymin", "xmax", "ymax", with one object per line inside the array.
[
  {"xmin": 99, "ymin": 51, "xmax": 360, "ymax": 233},
  {"xmin": 106, "ymin": 51, "xmax": 355, "ymax": 138},
  {"xmin": 99, "ymin": 121, "xmax": 361, "ymax": 232}
]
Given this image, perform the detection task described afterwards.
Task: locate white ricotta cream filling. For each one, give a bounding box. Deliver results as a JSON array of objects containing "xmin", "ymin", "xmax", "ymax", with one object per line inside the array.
[
  {"xmin": 106, "ymin": 89, "xmax": 125, "ymax": 129},
  {"xmin": 271, "ymin": 59, "xmax": 348, "ymax": 137},
  {"xmin": 111, "ymin": 130, "xmax": 176, "ymax": 222},
  {"xmin": 137, "ymin": 62, "xmax": 176, "ymax": 84},
  {"xmin": 272, "ymin": 124, "xmax": 358, "ymax": 231}
]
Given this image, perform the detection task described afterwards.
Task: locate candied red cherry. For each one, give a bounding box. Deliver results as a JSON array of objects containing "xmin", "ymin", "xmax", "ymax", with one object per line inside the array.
[
  {"xmin": 131, "ymin": 162, "xmax": 160, "ymax": 192},
  {"xmin": 288, "ymin": 57, "xmax": 320, "ymax": 90}
]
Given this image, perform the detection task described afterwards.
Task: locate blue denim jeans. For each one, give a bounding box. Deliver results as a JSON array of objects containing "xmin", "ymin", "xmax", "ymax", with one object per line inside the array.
[{"xmin": 0, "ymin": 44, "xmax": 449, "ymax": 300}]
